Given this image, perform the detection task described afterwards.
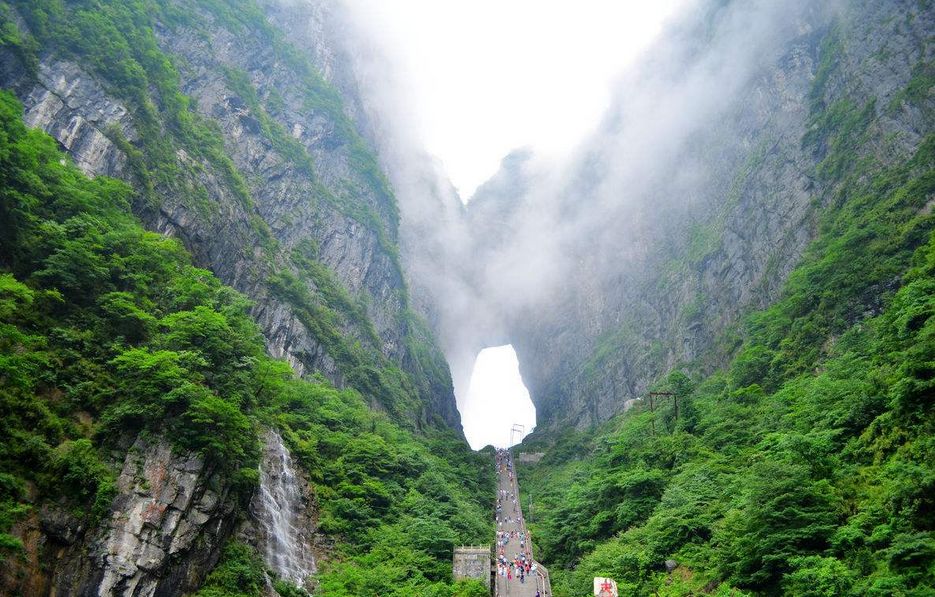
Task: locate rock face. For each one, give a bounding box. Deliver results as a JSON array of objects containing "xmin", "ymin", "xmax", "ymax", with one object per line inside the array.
[
  {"xmin": 501, "ymin": 0, "xmax": 932, "ymax": 431},
  {"xmin": 2, "ymin": 430, "xmax": 330, "ymax": 597},
  {"xmin": 150, "ymin": 12, "xmax": 405, "ymax": 371},
  {"xmin": 0, "ymin": 0, "xmax": 455, "ymax": 594},
  {"xmin": 1, "ymin": 437, "xmax": 237, "ymax": 597},
  {"xmin": 520, "ymin": 0, "xmax": 931, "ymax": 431},
  {"xmin": 17, "ymin": 60, "xmax": 134, "ymax": 178},
  {"xmin": 401, "ymin": 0, "xmax": 934, "ymax": 431},
  {"xmin": 90, "ymin": 438, "xmax": 237, "ymax": 597}
]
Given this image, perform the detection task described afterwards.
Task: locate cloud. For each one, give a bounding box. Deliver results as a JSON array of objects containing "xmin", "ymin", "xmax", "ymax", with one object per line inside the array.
[
  {"xmin": 275, "ymin": 0, "xmax": 838, "ymax": 435},
  {"xmin": 342, "ymin": 0, "xmax": 687, "ymax": 198}
]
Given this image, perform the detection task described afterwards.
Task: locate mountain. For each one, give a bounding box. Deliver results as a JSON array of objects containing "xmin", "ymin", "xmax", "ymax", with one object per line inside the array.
[
  {"xmin": 0, "ymin": 0, "xmax": 460, "ymax": 430},
  {"xmin": 0, "ymin": 1, "xmax": 491, "ymax": 595},
  {"xmin": 421, "ymin": 0, "xmax": 931, "ymax": 593},
  {"xmin": 387, "ymin": 0, "xmax": 933, "ymax": 592},
  {"xmin": 425, "ymin": 0, "xmax": 934, "ymax": 432},
  {"xmin": 0, "ymin": 0, "xmax": 932, "ymax": 595}
]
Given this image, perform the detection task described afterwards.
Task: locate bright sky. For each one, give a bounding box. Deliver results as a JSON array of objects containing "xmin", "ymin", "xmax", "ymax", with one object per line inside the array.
[
  {"xmin": 462, "ymin": 346, "xmax": 535, "ymax": 449},
  {"xmin": 347, "ymin": 0, "xmax": 684, "ymax": 199}
]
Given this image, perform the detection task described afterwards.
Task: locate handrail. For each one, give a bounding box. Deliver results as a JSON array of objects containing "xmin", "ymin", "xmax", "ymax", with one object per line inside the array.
[{"xmin": 534, "ymin": 560, "xmax": 551, "ymax": 596}]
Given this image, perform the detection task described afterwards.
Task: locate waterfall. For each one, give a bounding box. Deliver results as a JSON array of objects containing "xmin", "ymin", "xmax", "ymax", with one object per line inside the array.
[{"xmin": 254, "ymin": 430, "xmax": 316, "ymax": 586}]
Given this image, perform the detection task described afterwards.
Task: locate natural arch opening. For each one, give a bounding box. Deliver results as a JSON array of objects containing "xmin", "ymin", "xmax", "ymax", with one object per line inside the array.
[{"xmin": 460, "ymin": 345, "xmax": 535, "ymax": 450}]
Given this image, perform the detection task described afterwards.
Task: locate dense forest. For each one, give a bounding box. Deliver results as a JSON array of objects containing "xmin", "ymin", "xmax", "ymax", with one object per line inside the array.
[
  {"xmin": 0, "ymin": 91, "xmax": 491, "ymax": 596},
  {"xmin": 0, "ymin": 0, "xmax": 932, "ymax": 595},
  {"xmin": 519, "ymin": 76, "xmax": 935, "ymax": 594}
]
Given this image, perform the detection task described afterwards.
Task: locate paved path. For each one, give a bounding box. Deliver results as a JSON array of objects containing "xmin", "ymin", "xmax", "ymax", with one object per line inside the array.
[{"xmin": 493, "ymin": 450, "xmax": 549, "ymax": 597}]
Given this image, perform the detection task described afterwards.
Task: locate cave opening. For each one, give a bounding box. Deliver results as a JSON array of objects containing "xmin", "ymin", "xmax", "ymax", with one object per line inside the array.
[{"xmin": 461, "ymin": 345, "xmax": 536, "ymax": 450}]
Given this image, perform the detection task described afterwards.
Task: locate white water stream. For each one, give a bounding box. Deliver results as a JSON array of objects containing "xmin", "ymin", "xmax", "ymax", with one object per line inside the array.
[{"xmin": 254, "ymin": 430, "xmax": 316, "ymax": 586}]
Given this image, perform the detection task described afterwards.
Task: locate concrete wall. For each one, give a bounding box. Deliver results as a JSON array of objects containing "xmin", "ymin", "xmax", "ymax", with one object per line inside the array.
[{"xmin": 453, "ymin": 546, "xmax": 491, "ymax": 583}]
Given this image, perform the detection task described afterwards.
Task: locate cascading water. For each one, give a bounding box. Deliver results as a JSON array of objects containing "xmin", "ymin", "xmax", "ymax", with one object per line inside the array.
[{"xmin": 253, "ymin": 430, "xmax": 316, "ymax": 587}]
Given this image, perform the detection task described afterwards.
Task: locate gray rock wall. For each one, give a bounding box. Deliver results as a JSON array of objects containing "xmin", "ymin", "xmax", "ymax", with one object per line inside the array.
[
  {"xmin": 1, "ymin": 437, "xmax": 237, "ymax": 597},
  {"xmin": 457, "ymin": 0, "xmax": 934, "ymax": 431},
  {"xmin": 0, "ymin": 0, "xmax": 460, "ymax": 593},
  {"xmin": 91, "ymin": 438, "xmax": 237, "ymax": 597}
]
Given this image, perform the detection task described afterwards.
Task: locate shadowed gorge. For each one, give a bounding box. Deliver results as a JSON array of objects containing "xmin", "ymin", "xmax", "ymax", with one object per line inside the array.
[{"xmin": 0, "ymin": 0, "xmax": 933, "ymax": 595}]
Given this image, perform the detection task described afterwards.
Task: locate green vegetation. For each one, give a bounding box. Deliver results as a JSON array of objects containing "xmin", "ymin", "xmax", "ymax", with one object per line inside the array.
[
  {"xmin": 524, "ymin": 140, "xmax": 935, "ymax": 593},
  {"xmin": 0, "ymin": 0, "xmax": 448, "ymax": 433},
  {"xmin": 0, "ymin": 88, "xmax": 266, "ymax": 555},
  {"xmin": 262, "ymin": 378, "xmax": 492, "ymax": 595},
  {"xmin": 888, "ymin": 61, "xmax": 935, "ymax": 118},
  {"xmin": 194, "ymin": 542, "xmax": 269, "ymax": 597},
  {"xmin": 0, "ymin": 4, "xmax": 37, "ymax": 76},
  {"xmin": 0, "ymin": 92, "xmax": 492, "ymax": 593},
  {"xmin": 519, "ymin": 42, "xmax": 935, "ymax": 597}
]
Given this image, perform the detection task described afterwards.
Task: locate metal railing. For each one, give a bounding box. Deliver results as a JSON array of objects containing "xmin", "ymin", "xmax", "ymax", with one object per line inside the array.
[{"xmin": 534, "ymin": 561, "xmax": 552, "ymax": 596}]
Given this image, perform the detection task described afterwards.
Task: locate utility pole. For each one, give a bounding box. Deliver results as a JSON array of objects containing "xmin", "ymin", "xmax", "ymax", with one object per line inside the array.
[
  {"xmin": 509, "ymin": 423, "xmax": 525, "ymax": 468},
  {"xmin": 647, "ymin": 393, "xmax": 656, "ymax": 436},
  {"xmin": 510, "ymin": 423, "xmax": 525, "ymax": 449}
]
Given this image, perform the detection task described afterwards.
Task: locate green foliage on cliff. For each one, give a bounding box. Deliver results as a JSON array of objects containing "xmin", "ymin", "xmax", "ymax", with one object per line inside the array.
[
  {"xmin": 194, "ymin": 542, "xmax": 268, "ymax": 597},
  {"xmin": 519, "ymin": 71, "xmax": 935, "ymax": 597},
  {"xmin": 4, "ymin": 0, "xmax": 397, "ymax": 239},
  {"xmin": 526, "ymin": 160, "xmax": 935, "ymax": 594},
  {"xmin": 260, "ymin": 378, "xmax": 492, "ymax": 594},
  {"xmin": 0, "ymin": 87, "xmax": 264, "ymax": 558},
  {"xmin": 0, "ymin": 92, "xmax": 492, "ymax": 593},
  {"xmin": 0, "ymin": 0, "xmax": 443, "ymax": 425},
  {"xmin": 4, "ymin": 0, "xmax": 264, "ymax": 216}
]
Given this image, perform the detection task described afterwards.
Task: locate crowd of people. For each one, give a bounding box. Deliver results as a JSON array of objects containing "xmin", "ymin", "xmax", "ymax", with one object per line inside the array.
[
  {"xmin": 496, "ymin": 548, "xmax": 537, "ymax": 584},
  {"xmin": 494, "ymin": 449, "xmax": 542, "ymax": 596}
]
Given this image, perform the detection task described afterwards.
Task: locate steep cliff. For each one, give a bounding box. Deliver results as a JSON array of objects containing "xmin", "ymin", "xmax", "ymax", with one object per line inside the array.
[
  {"xmin": 0, "ymin": 1, "xmax": 488, "ymax": 595},
  {"xmin": 450, "ymin": 1, "xmax": 933, "ymax": 593},
  {"xmin": 2, "ymin": 436, "xmax": 238, "ymax": 597},
  {"xmin": 0, "ymin": 0, "xmax": 459, "ymax": 430},
  {"xmin": 0, "ymin": 85, "xmax": 493, "ymax": 595},
  {"xmin": 454, "ymin": 0, "xmax": 933, "ymax": 431},
  {"xmin": 0, "ymin": 0, "xmax": 931, "ymax": 593}
]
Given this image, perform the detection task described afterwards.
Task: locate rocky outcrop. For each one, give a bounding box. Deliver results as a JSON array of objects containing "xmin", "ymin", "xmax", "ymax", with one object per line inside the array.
[
  {"xmin": 89, "ymin": 437, "xmax": 236, "ymax": 597},
  {"xmin": 18, "ymin": 60, "xmax": 134, "ymax": 178},
  {"xmin": 0, "ymin": 51, "xmax": 135, "ymax": 181},
  {"xmin": 1, "ymin": 436, "xmax": 238, "ymax": 597}
]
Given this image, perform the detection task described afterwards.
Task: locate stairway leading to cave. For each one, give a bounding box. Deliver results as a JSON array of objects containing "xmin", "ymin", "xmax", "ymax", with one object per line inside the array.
[{"xmin": 493, "ymin": 450, "xmax": 551, "ymax": 597}]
